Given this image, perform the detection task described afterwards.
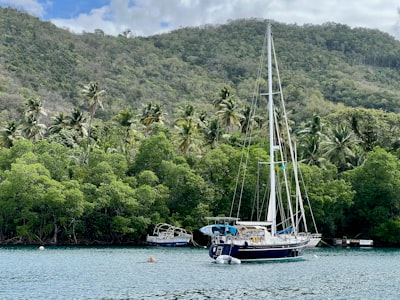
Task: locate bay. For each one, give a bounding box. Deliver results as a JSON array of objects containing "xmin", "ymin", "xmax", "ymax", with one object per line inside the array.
[{"xmin": 1, "ymin": 246, "xmax": 399, "ymax": 299}]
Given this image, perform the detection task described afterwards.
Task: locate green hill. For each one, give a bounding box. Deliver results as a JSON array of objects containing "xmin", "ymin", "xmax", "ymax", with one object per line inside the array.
[{"xmin": 1, "ymin": 7, "xmax": 400, "ymax": 124}]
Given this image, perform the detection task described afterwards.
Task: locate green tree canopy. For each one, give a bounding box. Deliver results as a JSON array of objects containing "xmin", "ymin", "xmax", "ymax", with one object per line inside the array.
[{"xmin": 344, "ymin": 147, "xmax": 400, "ymax": 244}]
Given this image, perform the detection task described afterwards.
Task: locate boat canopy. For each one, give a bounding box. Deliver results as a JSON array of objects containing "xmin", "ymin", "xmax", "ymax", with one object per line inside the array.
[
  {"xmin": 200, "ymin": 224, "xmax": 237, "ymax": 236},
  {"xmin": 236, "ymin": 221, "xmax": 272, "ymax": 226},
  {"xmin": 277, "ymin": 227, "xmax": 294, "ymax": 234},
  {"xmin": 205, "ymin": 217, "xmax": 240, "ymax": 223}
]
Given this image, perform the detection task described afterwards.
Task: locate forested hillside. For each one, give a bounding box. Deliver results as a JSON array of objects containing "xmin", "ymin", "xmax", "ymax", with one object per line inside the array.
[
  {"xmin": 1, "ymin": 8, "xmax": 400, "ymax": 122},
  {"xmin": 0, "ymin": 7, "xmax": 400, "ymax": 247}
]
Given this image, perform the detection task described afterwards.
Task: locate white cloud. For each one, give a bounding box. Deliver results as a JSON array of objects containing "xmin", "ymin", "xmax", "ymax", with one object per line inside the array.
[
  {"xmin": 2, "ymin": 0, "xmax": 400, "ymax": 39},
  {"xmin": 0, "ymin": 0, "xmax": 46, "ymax": 17}
]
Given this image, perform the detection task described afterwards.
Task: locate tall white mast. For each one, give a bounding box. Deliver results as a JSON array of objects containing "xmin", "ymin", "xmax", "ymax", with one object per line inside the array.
[{"xmin": 267, "ymin": 23, "xmax": 276, "ymax": 236}]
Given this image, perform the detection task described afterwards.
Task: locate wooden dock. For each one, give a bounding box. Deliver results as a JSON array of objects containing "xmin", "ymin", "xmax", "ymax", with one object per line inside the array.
[{"xmin": 333, "ymin": 238, "xmax": 373, "ymax": 247}]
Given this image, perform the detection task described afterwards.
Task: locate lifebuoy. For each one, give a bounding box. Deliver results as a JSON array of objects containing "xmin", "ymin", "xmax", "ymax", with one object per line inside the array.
[{"xmin": 252, "ymin": 236, "xmax": 259, "ymax": 243}]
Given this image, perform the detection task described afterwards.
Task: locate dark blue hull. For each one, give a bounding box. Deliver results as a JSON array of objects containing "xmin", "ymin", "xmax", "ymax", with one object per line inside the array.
[{"xmin": 209, "ymin": 242, "xmax": 307, "ymax": 261}]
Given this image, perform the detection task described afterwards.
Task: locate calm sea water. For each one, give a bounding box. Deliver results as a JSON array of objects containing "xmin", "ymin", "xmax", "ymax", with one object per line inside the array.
[{"xmin": 1, "ymin": 246, "xmax": 399, "ymax": 299}]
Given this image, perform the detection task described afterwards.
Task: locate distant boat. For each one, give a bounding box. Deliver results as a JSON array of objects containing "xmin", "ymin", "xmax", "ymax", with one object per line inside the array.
[
  {"xmin": 308, "ymin": 233, "xmax": 322, "ymax": 247},
  {"xmin": 146, "ymin": 223, "xmax": 192, "ymax": 247},
  {"xmin": 200, "ymin": 24, "xmax": 310, "ymax": 262}
]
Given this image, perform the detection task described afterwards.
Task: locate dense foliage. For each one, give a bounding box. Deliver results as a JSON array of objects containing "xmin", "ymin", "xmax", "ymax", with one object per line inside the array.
[{"xmin": 0, "ymin": 8, "xmax": 400, "ymax": 246}]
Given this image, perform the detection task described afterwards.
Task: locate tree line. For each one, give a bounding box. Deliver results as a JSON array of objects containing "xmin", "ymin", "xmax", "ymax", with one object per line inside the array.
[{"xmin": 0, "ymin": 84, "xmax": 399, "ymax": 246}]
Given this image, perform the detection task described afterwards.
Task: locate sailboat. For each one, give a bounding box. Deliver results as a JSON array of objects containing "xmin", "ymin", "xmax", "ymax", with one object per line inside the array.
[
  {"xmin": 200, "ymin": 23, "xmax": 310, "ymax": 262},
  {"xmin": 146, "ymin": 223, "xmax": 192, "ymax": 246}
]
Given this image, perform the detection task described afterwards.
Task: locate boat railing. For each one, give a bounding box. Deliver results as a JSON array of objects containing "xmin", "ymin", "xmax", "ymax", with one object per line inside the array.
[
  {"xmin": 152, "ymin": 223, "xmax": 191, "ymax": 238},
  {"xmin": 205, "ymin": 217, "xmax": 240, "ymax": 224}
]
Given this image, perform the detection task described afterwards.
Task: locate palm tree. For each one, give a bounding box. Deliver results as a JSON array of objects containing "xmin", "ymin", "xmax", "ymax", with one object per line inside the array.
[
  {"xmin": 174, "ymin": 104, "xmax": 202, "ymax": 154},
  {"xmin": 114, "ymin": 109, "xmax": 134, "ymax": 142},
  {"xmin": 175, "ymin": 105, "xmax": 195, "ymax": 124},
  {"xmin": 24, "ymin": 96, "xmax": 47, "ymax": 120},
  {"xmin": 0, "ymin": 120, "xmax": 21, "ymax": 148},
  {"xmin": 213, "ymin": 86, "xmax": 232, "ymax": 108},
  {"xmin": 322, "ymin": 124, "xmax": 361, "ymax": 172},
  {"xmin": 21, "ymin": 115, "xmax": 47, "ymax": 142},
  {"xmin": 203, "ymin": 118, "xmax": 220, "ymax": 148},
  {"xmin": 48, "ymin": 112, "xmax": 68, "ymax": 134},
  {"xmin": 299, "ymin": 135, "xmax": 327, "ymax": 167},
  {"xmin": 46, "ymin": 109, "xmax": 87, "ymax": 147},
  {"xmin": 66, "ymin": 108, "xmax": 88, "ymax": 145},
  {"xmin": 240, "ymin": 105, "xmax": 262, "ymax": 134},
  {"xmin": 113, "ymin": 109, "xmax": 143, "ymax": 161},
  {"xmin": 351, "ymin": 115, "xmax": 378, "ymax": 152},
  {"xmin": 175, "ymin": 120, "xmax": 199, "ymax": 154},
  {"xmin": 216, "ymin": 98, "xmax": 244, "ymax": 132},
  {"xmin": 210, "ymin": 87, "xmax": 236, "ymax": 141},
  {"xmin": 21, "ymin": 96, "xmax": 47, "ymax": 143},
  {"xmin": 140, "ymin": 103, "xmax": 166, "ymax": 134},
  {"xmin": 299, "ymin": 114, "xmax": 324, "ymax": 136},
  {"xmin": 298, "ymin": 115, "xmax": 326, "ymax": 167},
  {"xmin": 175, "ymin": 104, "xmax": 204, "ymax": 130},
  {"xmin": 82, "ymin": 82, "xmax": 106, "ymax": 153},
  {"xmin": 140, "ymin": 103, "xmax": 152, "ymax": 125},
  {"xmin": 346, "ymin": 146, "xmax": 366, "ymax": 169},
  {"xmin": 152, "ymin": 103, "xmax": 164, "ymax": 124}
]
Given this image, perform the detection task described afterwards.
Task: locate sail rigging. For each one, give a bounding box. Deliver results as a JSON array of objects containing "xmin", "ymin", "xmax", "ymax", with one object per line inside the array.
[{"xmin": 201, "ymin": 23, "xmax": 311, "ymax": 262}]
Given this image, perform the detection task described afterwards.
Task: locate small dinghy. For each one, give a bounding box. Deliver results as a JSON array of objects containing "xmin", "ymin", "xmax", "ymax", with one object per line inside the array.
[{"xmin": 215, "ymin": 255, "xmax": 241, "ymax": 265}]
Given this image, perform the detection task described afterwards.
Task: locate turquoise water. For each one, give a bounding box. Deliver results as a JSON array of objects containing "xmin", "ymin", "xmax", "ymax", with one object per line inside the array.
[{"xmin": 1, "ymin": 246, "xmax": 399, "ymax": 299}]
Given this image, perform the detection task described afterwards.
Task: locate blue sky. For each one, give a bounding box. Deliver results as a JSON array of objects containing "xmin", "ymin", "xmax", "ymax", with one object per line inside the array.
[
  {"xmin": 41, "ymin": 1, "xmax": 108, "ymax": 19},
  {"xmin": 1, "ymin": 0, "xmax": 399, "ymax": 39},
  {"xmin": 0, "ymin": 0, "xmax": 109, "ymax": 20}
]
